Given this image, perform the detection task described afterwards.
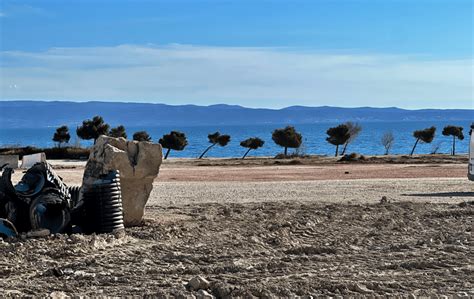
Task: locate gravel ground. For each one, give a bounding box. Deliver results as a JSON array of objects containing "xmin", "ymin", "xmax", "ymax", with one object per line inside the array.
[
  {"xmin": 2, "ymin": 158, "xmax": 473, "ymax": 296},
  {"xmin": 1, "ymin": 201, "xmax": 472, "ymax": 297}
]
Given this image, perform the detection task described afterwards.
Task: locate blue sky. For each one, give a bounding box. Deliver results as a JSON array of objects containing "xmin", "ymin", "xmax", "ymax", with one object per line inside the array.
[{"xmin": 0, "ymin": 0, "xmax": 472, "ymax": 109}]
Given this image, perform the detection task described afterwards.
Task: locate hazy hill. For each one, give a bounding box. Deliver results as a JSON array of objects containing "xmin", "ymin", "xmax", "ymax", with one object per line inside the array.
[{"xmin": 1, "ymin": 101, "xmax": 472, "ymax": 128}]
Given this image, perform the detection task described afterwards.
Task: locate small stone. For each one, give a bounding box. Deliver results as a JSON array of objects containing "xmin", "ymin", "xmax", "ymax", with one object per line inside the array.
[
  {"xmin": 196, "ymin": 290, "xmax": 214, "ymax": 299},
  {"xmin": 26, "ymin": 229, "xmax": 50, "ymax": 238},
  {"xmin": 49, "ymin": 291, "xmax": 69, "ymax": 298},
  {"xmin": 187, "ymin": 275, "xmax": 210, "ymax": 291},
  {"xmin": 380, "ymin": 196, "xmax": 389, "ymax": 204}
]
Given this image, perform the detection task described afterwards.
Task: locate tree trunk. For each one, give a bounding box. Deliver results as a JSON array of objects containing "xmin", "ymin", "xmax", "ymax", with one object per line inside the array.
[
  {"xmin": 242, "ymin": 148, "xmax": 252, "ymax": 159},
  {"xmin": 384, "ymin": 147, "xmax": 389, "ymax": 155},
  {"xmin": 341, "ymin": 142, "xmax": 349, "ymax": 155},
  {"xmin": 335, "ymin": 145, "xmax": 339, "ymax": 157},
  {"xmin": 410, "ymin": 138, "xmax": 419, "ymax": 156},
  {"xmin": 452, "ymin": 136, "xmax": 456, "ymax": 156},
  {"xmin": 284, "ymin": 147, "xmax": 288, "ymax": 157},
  {"xmin": 199, "ymin": 143, "xmax": 216, "ymax": 159},
  {"xmin": 164, "ymin": 148, "xmax": 171, "ymax": 159}
]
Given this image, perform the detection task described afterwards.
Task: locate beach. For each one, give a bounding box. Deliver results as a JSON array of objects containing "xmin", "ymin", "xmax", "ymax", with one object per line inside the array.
[{"xmin": 2, "ymin": 155, "xmax": 473, "ymax": 296}]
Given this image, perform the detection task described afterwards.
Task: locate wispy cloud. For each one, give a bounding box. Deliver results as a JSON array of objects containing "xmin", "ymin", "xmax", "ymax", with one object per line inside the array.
[
  {"xmin": 0, "ymin": 44, "xmax": 472, "ymax": 109},
  {"xmin": 0, "ymin": 3, "xmax": 50, "ymax": 18}
]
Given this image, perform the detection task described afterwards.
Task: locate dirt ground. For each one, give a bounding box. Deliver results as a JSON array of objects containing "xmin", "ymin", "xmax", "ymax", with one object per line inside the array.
[{"xmin": 1, "ymin": 156, "xmax": 473, "ymax": 297}]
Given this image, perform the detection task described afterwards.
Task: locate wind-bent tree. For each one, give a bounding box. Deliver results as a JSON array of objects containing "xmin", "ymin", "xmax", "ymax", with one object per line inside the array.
[
  {"xmin": 381, "ymin": 131, "xmax": 395, "ymax": 155},
  {"xmin": 240, "ymin": 137, "xmax": 265, "ymax": 159},
  {"xmin": 410, "ymin": 126, "xmax": 436, "ymax": 155},
  {"xmin": 109, "ymin": 125, "xmax": 127, "ymax": 139},
  {"xmin": 133, "ymin": 131, "xmax": 152, "ymax": 142},
  {"xmin": 52, "ymin": 125, "xmax": 71, "ymax": 148},
  {"xmin": 272, "ymin": 126, "xmax": 302, "ymax": 157},
  {"xmin": 199, "ymin": 132, "xmax": 231, "ymax": 159},
  {"xmin": 341, "ymin": 122, "xmax": 362, "ymax": 155},
  {"xmin": 442, "ymin": 125, "xmax": 464, "ymax": 155},
  {"xmin": 76, "ymin": 116, "xmax": 110, "ymax": 144},
  {"xmin": 326, "ymin": 124, "xmax": 350, "ymax": 157},
  {"xmin": 159, "ymin": 131, "xmax": 188, "ymax": 159}
]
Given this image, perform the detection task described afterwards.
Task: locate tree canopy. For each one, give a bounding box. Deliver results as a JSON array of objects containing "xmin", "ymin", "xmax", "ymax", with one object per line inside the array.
[
  {"xmin": 410, "ymin": 126, "xmax": 436, "ymax": 155},
  {"xmin": 133, "ymin": 131, "xmax": 152, "ymax": 142},
  {"xmin": 109, "ymin": 125, "xmax": 127, "ymax": 139},
  {"xmin": 76, "ymin": 116, "xmax": 110, "ymax": 144},
  {"xmin": 272, "ymin": 126, "xmax": 302, "ymax": 157},
  {"xmin": 326, "ymin": 124, "xmax": 351, "ymax": 156},
  {"xmin": 159, "ymin": 131, "xmax": 188, "ymax": 159},
  {"xmin": 240, "ymin": 137, "xmax": 265, "ymax": 159},
  {"xmin": 442, "ymin": 125, "xmax": 464, "ymax": 155},
  {"xmin": 199, "ymin": 132, "xmax": 231, "ymax": 159},
  {"xmin": 52, "ymin": 125, "xmax": 71, "ymax": 147},
  {"xmin": 341, "ymin": 122, "xmax": 362, "ymax": 155}
]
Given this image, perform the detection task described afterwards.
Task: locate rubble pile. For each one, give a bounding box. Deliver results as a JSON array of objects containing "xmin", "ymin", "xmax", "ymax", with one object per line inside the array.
[{"xmin": 0, "ymin": 136, "xmax": 163, "ymax": 239}]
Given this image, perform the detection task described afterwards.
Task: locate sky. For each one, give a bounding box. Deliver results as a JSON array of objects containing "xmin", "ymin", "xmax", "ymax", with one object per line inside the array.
[{"xmin": 0, "ymin": 0, "xmax": 472, "ymax": 109}]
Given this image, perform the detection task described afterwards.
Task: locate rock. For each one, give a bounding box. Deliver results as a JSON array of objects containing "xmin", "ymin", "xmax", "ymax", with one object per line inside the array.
[
  {"xmin": 49, "ymin": 291, "xmax": 69, "ymax": 298},
  {"xmin": 187, "ymin": 275, "xmax": 211, "ymax": 291},
  {"xmin": 196, "ymin": 290, "xmax": 214, "ymax": 299},
  {"xmin": 26, "ymin": 228, "xmax": 50, "ymax": 238},
  {"xmin": 82, "ymin": 136, "xmax": 162, "ymax": 226}
]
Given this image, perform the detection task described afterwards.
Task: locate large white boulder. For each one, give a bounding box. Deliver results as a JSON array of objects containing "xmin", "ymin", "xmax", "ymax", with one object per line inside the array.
[{"xmin": 82, "ymin": 136, "xmax": 162, "ymax": 226}]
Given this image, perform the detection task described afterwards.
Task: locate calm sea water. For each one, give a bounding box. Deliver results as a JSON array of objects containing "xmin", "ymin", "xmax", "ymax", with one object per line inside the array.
[{"xmin": 0, "ymin": 121, "xmax": 471, "ymax": 158}]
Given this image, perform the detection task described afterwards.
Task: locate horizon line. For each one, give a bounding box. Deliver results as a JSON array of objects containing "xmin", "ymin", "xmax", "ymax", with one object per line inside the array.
[{"xmin": 1, "ymin": 99, "xmax": 472, "ymax": 111}]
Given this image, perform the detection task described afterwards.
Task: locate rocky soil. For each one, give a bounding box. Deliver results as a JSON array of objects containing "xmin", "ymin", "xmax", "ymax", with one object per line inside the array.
[{"xmin": 1, "ymin": 200, "xmax": 472, "ymax": 297}]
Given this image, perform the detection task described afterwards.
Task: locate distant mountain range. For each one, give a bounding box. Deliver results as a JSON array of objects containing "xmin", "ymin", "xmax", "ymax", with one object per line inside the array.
[{"xmin": 0, "ymin": 100, "xmax": 472, "ymax": 128}]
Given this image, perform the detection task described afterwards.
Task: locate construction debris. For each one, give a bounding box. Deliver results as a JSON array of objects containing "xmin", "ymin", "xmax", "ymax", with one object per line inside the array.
[{"xmin": 0, "ymin": 160, "xmax": 125, "ymax": 238}]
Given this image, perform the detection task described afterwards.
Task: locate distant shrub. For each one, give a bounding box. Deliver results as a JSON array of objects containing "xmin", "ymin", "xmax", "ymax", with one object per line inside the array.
[
  {"xmin": 0, "ymin": 146, "xmax": 89, "ymax": 160},
  {"xmin": 339, "ymin": 152, "xmax": 366, "ymax": 162}
]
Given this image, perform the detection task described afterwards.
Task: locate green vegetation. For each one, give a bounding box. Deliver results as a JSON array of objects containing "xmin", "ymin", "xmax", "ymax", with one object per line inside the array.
[
  {"xmin": 442, "ymin": 125, "xmax": 464, "ymax": 155},
  {"xmin": 341, "ymin": 122, "xmax": 362, "ymax": 155},
  {"xmin": 109, "ymin": 125, "xmax": 127, "ymax": 139},
  {"xmin": 0, "ymin": 146, "xmax": 89, "ymax": 160},
  {"xmin": 199, "ymin": 132, "xmax": 231, "ymax": 159},
  {"xmin": 272, "ymin": 126, "xmax": 302, "ymax": 157},
  {"xmin": 52, "ymin": 125, "xmax": 71, "ymax": 148},
  {"xmin": 410, "ymin": 126, "xmax": 436, "ymax": 155},
  {"xmin": 240, "ymin": 137, "xmax": 265, "ymax": 159},
  {"xmin": 159, "ymin": 131, "xmax": 188, "ymax": 159},
  {"xmin": 76, "ymin": 116, "xmax": 110, "ymax": 144},
  {"xmin": 326, "ymin": 124, "xmax": 350, "ymax": 157},
  {"xmin": 133, "ymin": 131, "xmax": 152, "ymax": 142}
]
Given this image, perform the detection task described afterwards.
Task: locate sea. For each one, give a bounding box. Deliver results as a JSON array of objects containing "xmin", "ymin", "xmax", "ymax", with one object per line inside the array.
[{"xmin": 0, "ymin": 120, "xmax": 471, "ymax": 158}]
